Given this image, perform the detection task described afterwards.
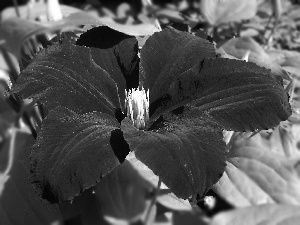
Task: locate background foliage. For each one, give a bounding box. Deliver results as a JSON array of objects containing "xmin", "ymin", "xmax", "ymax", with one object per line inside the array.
[{"xmin": 1, "ymin": 0, "xmax": 300, "ymax": 224}]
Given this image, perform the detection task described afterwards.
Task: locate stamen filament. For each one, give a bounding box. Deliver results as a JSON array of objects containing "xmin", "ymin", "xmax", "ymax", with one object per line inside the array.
[{"xmin": 125, "ymin": 87, "xmax": 149, "ymax": 129}]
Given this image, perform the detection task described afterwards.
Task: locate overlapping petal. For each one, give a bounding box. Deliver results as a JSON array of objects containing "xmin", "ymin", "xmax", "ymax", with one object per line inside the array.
[
  {"xmin": 11, "ymin": 32, "xmax": 137, "ymax": 202},
  {"xmin": 122, "ymin": 113, "xmax": 226, "ymax": 199},
  {"xmin": 12, "ymin": 40, "xmax": 122, "ymax": 116},
  {"xmin": 125, "ymin": 27, "xmax": 291, "ymax": 198},
  {"xmin": 30, "ymin": 106, "xmax": 125, "ymax": 203},
  {"xmin": 140, "ymin": 27, "xmax": 291, "ymax": 131},
  {"xmin": 76, "ymin": 26, "xmax": 140, "ymax": 109}
]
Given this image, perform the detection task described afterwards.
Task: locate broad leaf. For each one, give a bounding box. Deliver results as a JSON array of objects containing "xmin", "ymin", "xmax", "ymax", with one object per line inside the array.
[
  {"xmin": 95, "ymin": 160, "xmax": 148, "ymax": 221},
  {"xmin": 173, "ymin": 211, "xmax": 208, "ymax": 225},
  {"xmin": 122, "ymin": 113, "xmax": 226, "ymax": 199},
  {"xmin": 59, "ymin": 160, "xmax": 149, "ymax": 224},
  {"xmin": 12, "ymin": 40, "xmax": 121, "ymax": 117},
  {"xmin": 1, "ymin": 11, "xmax": 158, "ymax": 59},
  {"xmin": 64, "ymin": 12, "xmax": 160, "ymax": 36},
  {"xmin": 213, "ymin": 133, "xmax": 300, "ymax": 207},
  {"xmin": 59, "ymin": 188, "xmax": 110, "ymax": 225},
  {"xmin": 0, "ymin": 130, "xmax": 62, "ymax": 225},
  {"xmin": 30, "ymin": 106, "xmax": 125, "ymax": 203},
  {"xmin": 0, "ymin": 97, "xmax": 15, "ymax": 140},
  {"xmin": 126, "ymin": 152, "xmax": 191, "ymax": 211},
  {"xmin": 200, "ymin": 0, "xmax": 258, "ymax": 26},
  {"xmin": 0, "ymin": 18, "xmax": 45, "ymax": 58},
  {"xmin": 220, "ymin": 37, "xmax": 291, "ymax": 82},
  {"xmin": 157, "ymin": 192, "xmax": 192, "ymax": 211},
  {"xmin": 210, "ymin": 204, "xmax": 300, "ymax": 225},
  {"xmin": 1, "ymin": 2, "xmax": 81, "ymax": 21}
]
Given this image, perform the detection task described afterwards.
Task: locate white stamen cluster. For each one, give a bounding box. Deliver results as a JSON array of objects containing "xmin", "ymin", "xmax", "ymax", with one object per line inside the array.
[
  {"xmin": 125, "ymin": 87, "xmax": 149, "ymax": 129},
  {"xmin": 47, "ymin": 0, "xmax": 63, "ymax": 22}
]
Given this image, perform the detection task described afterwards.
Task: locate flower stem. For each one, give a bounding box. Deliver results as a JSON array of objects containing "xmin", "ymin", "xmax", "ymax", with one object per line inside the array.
[
  {"xmin": 0, "ymin": 127, "xmax": 17, "ymax": 195},
  {"xmin": 12, "ymin": 0, "xmax": 20, "ymax": 17},
  {"xmin": 0, "ymin": 46, "xmax": 19, "ymax": 86},
  {"xmin": 144, "ymin": 178, "xmax": 161, "ymax": 225}
]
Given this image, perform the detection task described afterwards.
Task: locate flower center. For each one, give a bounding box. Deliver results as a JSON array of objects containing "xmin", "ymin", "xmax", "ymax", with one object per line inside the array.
[{"xmin": 125, "ymin": 87, "xmax": 149, "ymax": 129}]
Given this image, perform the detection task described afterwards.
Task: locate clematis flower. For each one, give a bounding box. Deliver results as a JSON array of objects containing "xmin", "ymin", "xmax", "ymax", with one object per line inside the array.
[{"xmin": 12, "ymin": 26, "xmax": 291, "ymax": 203}]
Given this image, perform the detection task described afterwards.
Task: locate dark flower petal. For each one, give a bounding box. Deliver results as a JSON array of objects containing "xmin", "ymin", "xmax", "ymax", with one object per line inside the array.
[
  {"xmin": 76, "ymin": 26, "xmax": 140, "ymax": 108},
  {"xmin": 140, "ymin": 28, "xmax": 290, "ymax": 132},
  {"xmin": 186, "ymin": 58, "xmax": 291, "ymax": 131},
  {"xmin": 11, "ymin": 40, "xmax": 121, "ymax": 117},
  {"xmin": 31, "ymin": 106, "xmax": 123, "ymax": 203},
  {"xmin": 139, "ymin": 27, "xmax": 216, "ymax": 111},
  {"xmin": 122, "ymin": 114, "xmax": 226, "ymax": 199}
]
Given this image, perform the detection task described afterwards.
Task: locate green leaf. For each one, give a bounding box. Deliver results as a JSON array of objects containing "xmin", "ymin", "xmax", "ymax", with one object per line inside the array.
[
  {"xmin": 220, "ymin": 37, "xmax": 291, "ymax": 82},
  {"xmin": 59, "ymin": 188, "xmax": 110, "ymax": 225},
  {"xmin": 30, "ymin": 106, "xmax": 125, "ymax": 203},
  {"xmin": 157, "ymin": 192, "xmax": 191, "ymax": 211},
  {"xmin": 210, "ymin": 204, "xmax": 300, "ymax": 225},
  {"xmin": 0, "ymin": 130, "xmax": 62, "ymax": 225},
  {"xmin": 0, "ymin": 97, "xmax": 15, "ymax": 141},
  {"xmin": 173, "ymin": 210, "xmax": 208, "ymax": 225},
  {"xmin": 59, "ymin": 160, "xmax": 149, "ymax": 224},
  {"xmin": 122, "ymin": 113, "xmax": 226, "ymax": 199},
  {"xmin": 1, "ymin": 10, "xmax": 158, "ymax": 58},
  {"xmin": 213, "ymin": 132, "xmax": 300, "ymax": 207},
  {"xmin": 1, "ymin": 1, "xmax": 81, "ymax": 21},
  {"xmin": 0, "ymin": 18, "xmax": 44, "ymax": 58},
  {"xmin": 94, "ymin": 160, "xmax": 148, "ymax": 221},
  {"xmin": 200, "ymin": 0, "xmax": 258, "ymax": 26},
  {"xmin": 126, "ymin": 152, "xmax": 191, "ymax": 211}
]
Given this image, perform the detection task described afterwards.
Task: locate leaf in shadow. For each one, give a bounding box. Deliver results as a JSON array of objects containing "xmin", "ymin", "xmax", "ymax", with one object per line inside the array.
[
  {"xmin": 0, "ymin": 131, "xmax": 62, "ymax": 225},
  {"xmin": 59, "ymin": 160, "xmax": 149, "ymax": 224}
]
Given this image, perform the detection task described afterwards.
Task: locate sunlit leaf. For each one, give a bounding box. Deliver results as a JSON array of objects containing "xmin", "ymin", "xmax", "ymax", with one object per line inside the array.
[
  {"xmin": 0, "ymin": 18, "xmax": 44, "ymax": 58},
  {"xmin": 213, "ymin": 133, "xmax": 300, "ymax": 207},
  {"xmin": 200, "ymin": 0, "xmax": 257, "ymax": 26},
  {"xmin": 0, "ymin": 11, "xmax": 159, "ymax": 59},
  {"xmin": 95, "ymin": 160, "xmax": 148, "ymax": 221},
  {"xmin": 1, "ymin": 1, "xmax": 81, "ymax": 21},
  {"xmin": 220, "ymin": 37, "xmax": 291, "ymax": 82},
  {"xmin": 126, "ymin": 152, "xmax": 191, "ymax": 211},
  {"xmin": 210, "ymin": 204, "xmax": 300, "ymax": 225}
]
